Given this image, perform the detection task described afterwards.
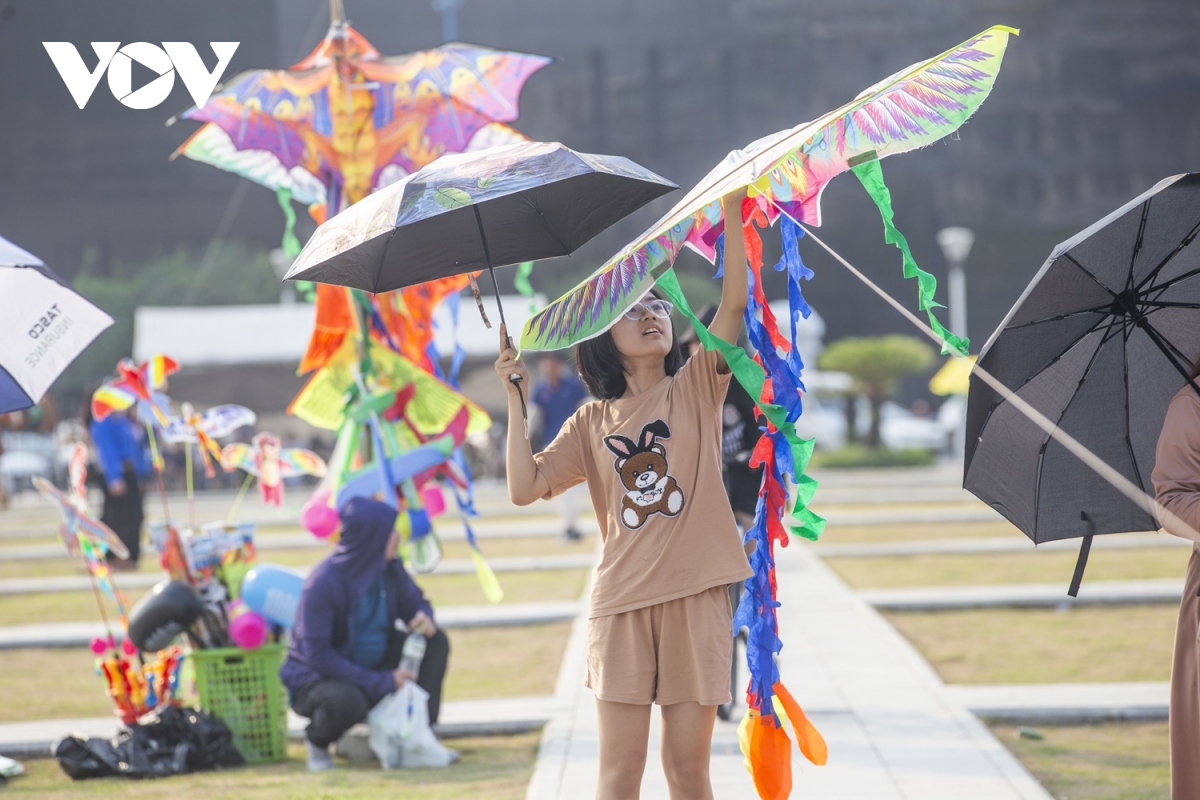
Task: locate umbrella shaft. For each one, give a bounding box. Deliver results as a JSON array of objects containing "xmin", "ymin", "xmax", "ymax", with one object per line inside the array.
[{"xmin": 473, "ymin": 204, "xmax": 510, "ymax": 333}]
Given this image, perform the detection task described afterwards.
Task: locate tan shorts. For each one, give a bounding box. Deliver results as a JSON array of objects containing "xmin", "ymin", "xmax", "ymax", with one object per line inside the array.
[{"xmin": 585, "ymin": 585, "xmax": 735, "ymax": 706}]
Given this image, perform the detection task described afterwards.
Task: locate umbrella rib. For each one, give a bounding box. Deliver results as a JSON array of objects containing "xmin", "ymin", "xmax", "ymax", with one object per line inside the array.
[
  {"xmin": 1144, "ymin": 264, "xmax": 1200, "ymax": 299},
  {"xmin": 1125, "ymin": 200, "xmax": 1152, "ymax": 293},
  {"xmin": 521, "ymin": 193, "xmax": 573, "ymax": 256},
  {"xmin": 1029, "ymin": 314, "xmax": 1126, "ymax": 536},
  {"xmin": 1138, "ymin": 320, "xmax": 1200, "ymax": 395},
  {"xmin": 1001, "ymin": 306, "xmax": 1110, "ymax": 331},
  {"xmin": 1134, "ymin": 215, "xmax": 1200, "ymax": 293},
  {"xmin": 1062, "ymin": 253, "xmax": 1118, "ymax": 299},
  {"xmin": 1140, "ymin": 300, "xmax": 1200, "ymax": 309},
  {"xmin": 1120, "ymin": 323, "xmax": 1148, "ymax": 497}
]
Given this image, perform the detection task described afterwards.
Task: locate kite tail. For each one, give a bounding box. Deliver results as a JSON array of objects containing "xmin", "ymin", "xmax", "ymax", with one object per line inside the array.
[
  {"xmin": 656, "ymin": 251, "xmax": 825, "ymax": 798},
  {"xmin": 850, "ymin": 157, "xmax": 969, "ymax": 356},
  {"xmin": 449, "ymin": 452, "xmax": 504, "ymax": 603}
]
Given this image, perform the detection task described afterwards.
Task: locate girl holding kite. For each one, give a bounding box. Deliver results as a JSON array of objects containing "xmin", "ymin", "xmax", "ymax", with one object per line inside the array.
[{"xmin": 496, "ymin": 188, "xmax": 752, "ymax": 799}]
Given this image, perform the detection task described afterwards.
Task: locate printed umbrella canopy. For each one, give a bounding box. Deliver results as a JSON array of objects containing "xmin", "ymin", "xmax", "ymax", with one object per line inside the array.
[
  {"xmin": 966, "ymin": 173, "xmax": 1200, "ymax": 552},
  {"xmin": 283, "ymin": 140, "xmax": 677, "ymax": 326},
  {"xmin": 0, "ymin": 236, "xmax": 113, "ymax": 414}
]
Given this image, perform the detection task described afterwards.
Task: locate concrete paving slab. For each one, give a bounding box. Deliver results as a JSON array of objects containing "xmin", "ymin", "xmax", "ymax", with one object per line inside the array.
[
  {"xmin": 946, "ymin": 682, "xmax": 1169, "ymax": 724},
  {"xmin": 0, "ymin": 601, "xmax": 582, "ymax": 650},
  {"xmin": 862, "ymin": 579, "xmax": 1183, "ymax": 611},
  {"xmin": 814, "ymin": 532, "xmax": 1187, "ymax": 558},
  {"xmin": 0, "ymin": 553, "xmax": 597, "ymax": 595},
  {"xmin": 0, "ymin": 696, "xmax": 565, "ymax": 760}
]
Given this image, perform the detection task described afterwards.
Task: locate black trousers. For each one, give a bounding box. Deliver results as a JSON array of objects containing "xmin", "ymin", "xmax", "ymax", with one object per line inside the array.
[
  {"xmin": 101, "ymin": 465, "xmax": 143, "ymax": 563},
  {"xmin": 291, "ymin": 628, "xmax": 450, "ymax": 748}
]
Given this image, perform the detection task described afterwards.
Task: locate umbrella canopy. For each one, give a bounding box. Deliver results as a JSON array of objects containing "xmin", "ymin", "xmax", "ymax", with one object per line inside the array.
[
  {"xmin": 0, "ymin": 236, "xmax": 114, "ymax": 413},
  {"xmin": 965, "ymin": 173, "xmax": 1200, "ymax": 544},
  {"xmin": 282, "ymin": 140, "xmax": 677, "ymax": 295}
]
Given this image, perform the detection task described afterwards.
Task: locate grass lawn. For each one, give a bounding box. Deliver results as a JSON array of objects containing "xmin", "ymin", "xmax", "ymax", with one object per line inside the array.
[
  {"xmin": 815, "ymin": 520, "xmax": 1024, "ymax": 545},
  {"xmin": 826, "ymin": 547, "xmax": 1190, "ymax": 589},
  {"xmin": 991, "ymin": 722, "xmax": 1169, "ymax": 800},
  {"xmin": 884, "ymin": 605, "xmax": 1177, "ymax": 684},
  {"xmin": 0, "ymin": 568, "xmax": 588, "ymax": 626},
  {"xmin": 7, "ymin": 733, "xmax": 541, "ymax": 799},
  {"xmin": 0, "ymin": 621, "xmax": 571, "ymax": 724}
]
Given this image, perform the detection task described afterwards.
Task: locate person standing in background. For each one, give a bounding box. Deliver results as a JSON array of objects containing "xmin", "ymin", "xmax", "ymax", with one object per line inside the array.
[
  {"xmin": 87, "ymin": 403, "xmax": 150, "ymax": 569},
  {"xmin": 679, "ymin": 305, "xmax": 763, "ymax": 531},
  {"xmin": 532, "ymin": 352, "xmax": 590, "ymax": 541},
  {"xmin": 1152, "ymin": 360, "xmax": 1200, "ymax": 800}
]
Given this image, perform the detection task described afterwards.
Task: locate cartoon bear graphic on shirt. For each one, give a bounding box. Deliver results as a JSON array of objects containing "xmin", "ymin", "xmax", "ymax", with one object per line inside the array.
[{"xmin": 603, "ymin": 419, "xmax": 685, "ymax": 530}]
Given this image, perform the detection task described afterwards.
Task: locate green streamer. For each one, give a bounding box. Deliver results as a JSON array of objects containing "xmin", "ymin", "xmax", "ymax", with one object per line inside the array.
[
  {"xmin": 656, "ymin": 269, "xmax": 825, "ymax": 540},
  {"xmin": 850, "ymin": 158, "xmax": 969, "ymax": 357},
  {"xmin": 514, "ymin": 261, "xmax": 537, "ymax": 312},
  {"xmin": 275, "ymin": 186, "xmax": 303, "ymax": 258}
]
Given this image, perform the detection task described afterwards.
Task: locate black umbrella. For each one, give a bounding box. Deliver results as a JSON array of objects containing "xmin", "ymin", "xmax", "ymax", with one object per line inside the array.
[
  {"xmin": 965, "ymin": 173, "xmax": 1200, "ymax": 591},
  {"xmin": 282, "ymin": 140, "xmax": 677, "ymax": 331}
]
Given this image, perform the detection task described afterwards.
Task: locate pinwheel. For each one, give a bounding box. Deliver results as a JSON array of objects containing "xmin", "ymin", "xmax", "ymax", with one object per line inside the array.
[
  {"xmin": 162, "ymin": 403, "xmax": 258, "ymax": 480},
  {"xmin": 91, "ymin": 355, "xmax": 178, "ymax": 428},
  {"xmin": 220, "ymin": 432, "xmax": 327, "ymax": 506},
  {"xmin": 34, "ymin": 447, "xmax": 133, "ymax": 648},
  {"xmin": 517, "ymin": 26, "xmax": 1018, "ymax": 798}
]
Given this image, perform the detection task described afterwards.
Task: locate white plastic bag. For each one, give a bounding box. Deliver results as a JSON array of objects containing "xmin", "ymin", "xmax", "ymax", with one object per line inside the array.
[{"xmin": 367, "ymin": 682, "xmax": 454, "ymax": 769}]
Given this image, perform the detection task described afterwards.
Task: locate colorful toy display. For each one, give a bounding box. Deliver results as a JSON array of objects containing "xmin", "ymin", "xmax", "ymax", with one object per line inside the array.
[{"xmin": 220, "ymin": 433, "xmax": 327, "ymax": 506}]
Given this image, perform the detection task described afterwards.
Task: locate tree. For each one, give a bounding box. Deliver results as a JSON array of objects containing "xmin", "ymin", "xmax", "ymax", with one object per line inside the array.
[
  {"xmin": 53, "ymin": 241, "xmax": 281, "ymax": 412},
  {"xmin": 818, "ymin": 335, "xmax": 935, "ymax": 448}
]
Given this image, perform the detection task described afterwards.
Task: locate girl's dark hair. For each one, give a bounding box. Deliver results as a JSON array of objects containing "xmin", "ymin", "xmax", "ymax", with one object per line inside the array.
[{"xmin": 573, "ymin": 290, "xmax": 685, "ymax": 400}]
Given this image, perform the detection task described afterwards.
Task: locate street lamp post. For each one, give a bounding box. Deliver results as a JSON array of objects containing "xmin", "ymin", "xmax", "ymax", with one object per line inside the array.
[
  {"xmin": 432, "ymin": 0, "xmax": 465, "ymax": 42},
  {"xmin": 935, "ymin": 226, "xmax": 975, "ymax": 464},
  {"xmin": 936, "ymin": 226, "xmax": 975, "ymax": 341}
]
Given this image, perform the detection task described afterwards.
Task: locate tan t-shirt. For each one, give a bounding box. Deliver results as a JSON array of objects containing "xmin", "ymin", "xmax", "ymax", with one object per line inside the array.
[{"xmin": 535, "ymin": 346, "xmax": 754, "ymax": 618}]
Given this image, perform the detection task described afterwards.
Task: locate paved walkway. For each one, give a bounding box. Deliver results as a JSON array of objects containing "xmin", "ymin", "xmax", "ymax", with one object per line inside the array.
[
  {"xmin": 0, "ymin": 553, "xmax": 597, "ymax": 595},
  {"xmin": 814, "ymin": 531, "xmax": 1188, "ymax": 558},
  {"xmin": 0, "ymin": 695, "xmax": 566, "ymax": 760},
  {"xmin": 863, "ymin": 579, "xmax": 1183, "ymax": 611},
  {"xmin": 527, "ymin": 544, "xmax": 1052, "ymax": 799},
  {"xmin": 0, "ymin": 601, "xmax": 582, "ymax": 649},
  {"xmin": 947, "ymin": 682, "xmax": 1169, "ymax": 724}
]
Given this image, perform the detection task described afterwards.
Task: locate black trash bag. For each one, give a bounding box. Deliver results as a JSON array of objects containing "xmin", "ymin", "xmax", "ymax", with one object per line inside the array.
[{"xmin": 54, "ymin": 706, "xmax": 244, "ymax": 780}]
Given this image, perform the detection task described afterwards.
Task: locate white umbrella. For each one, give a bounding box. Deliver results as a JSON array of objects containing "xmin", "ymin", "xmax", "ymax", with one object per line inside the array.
[{"xmin": 0, "ymin": 235, "xmax": 114, "ymax": 413}]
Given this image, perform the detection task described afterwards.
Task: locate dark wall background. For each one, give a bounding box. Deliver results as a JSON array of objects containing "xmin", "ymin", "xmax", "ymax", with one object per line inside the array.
[{"xmin": 1, "ymin": 0, "xmax": 1198, "ymax": 348}]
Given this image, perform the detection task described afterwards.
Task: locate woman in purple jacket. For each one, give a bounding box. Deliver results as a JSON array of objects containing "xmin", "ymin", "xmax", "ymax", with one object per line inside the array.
[{"xmin": 280, "ymin": 497, "xmax": 450, "ymax": 771}]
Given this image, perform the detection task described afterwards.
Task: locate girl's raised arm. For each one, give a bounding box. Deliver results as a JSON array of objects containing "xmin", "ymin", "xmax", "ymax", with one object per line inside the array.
[
  {"xmin": 707, "ymin": 188, "xmax": 751, "ymax": 369},
  {"xmin": 495, "ymin": 324, "xmax": 551, "ymax": 505}
]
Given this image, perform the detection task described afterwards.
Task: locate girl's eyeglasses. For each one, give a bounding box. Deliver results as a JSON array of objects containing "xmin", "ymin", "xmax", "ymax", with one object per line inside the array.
[{"xmin": 623, "ymin": 299, "xmax": 674, "ymax": 320}]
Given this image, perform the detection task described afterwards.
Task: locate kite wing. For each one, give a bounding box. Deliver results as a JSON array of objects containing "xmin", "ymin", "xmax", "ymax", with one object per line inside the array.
[
  {"xmin": 278, "ymin": 448, "xmax": 327, "ymax": 479},
  {"xmin": 220, "ymin": 442, "xmax": 258, "ymax": 475},
  {"xmin": 91, "ymin": 384, "xmax": 137, "ymax": 421},
  {"xmin": 197, "ymin": 405, "xmax": 258, "ymax": 438},
  {"xmin": 141, "ymin": 354, "xmax": 180, "ymax": 392}
]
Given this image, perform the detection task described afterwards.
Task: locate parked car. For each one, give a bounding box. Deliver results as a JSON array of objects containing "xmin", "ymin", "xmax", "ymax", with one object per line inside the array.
[{"xmin": 0, "ymin": 431, "xmax": 55, "ymax": 495}]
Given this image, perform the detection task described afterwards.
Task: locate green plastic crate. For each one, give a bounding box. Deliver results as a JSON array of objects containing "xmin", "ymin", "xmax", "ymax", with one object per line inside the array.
[{"xmin": 191, "ymin": 644, "xmax": 287, "ymax": 764}]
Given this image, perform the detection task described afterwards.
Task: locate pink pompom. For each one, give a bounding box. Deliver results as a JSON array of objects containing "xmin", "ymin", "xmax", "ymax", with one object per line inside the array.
[
  {"xmin": 420, "ymin": 484, "xmax": 446, "ymax": 518},
  {"xmin": 121, "ymin": 637, "xmax": 138, "ymax": 656},
  {"xmin": 301, "ymin": 488, "xmax": 339, "ymax": 539},
  {"xmin": 90, "ymin": 636, "xmax": 111, "ymax": 655},
  {"xmin": 229, "ymin": 606, "xmax": 268, "ymax": 650}
]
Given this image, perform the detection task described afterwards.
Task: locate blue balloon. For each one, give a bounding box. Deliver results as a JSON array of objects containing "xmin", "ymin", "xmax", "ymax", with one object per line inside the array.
[{"xmin": 241, "ymin": 564, "xmax": 305, "ymax": 629}]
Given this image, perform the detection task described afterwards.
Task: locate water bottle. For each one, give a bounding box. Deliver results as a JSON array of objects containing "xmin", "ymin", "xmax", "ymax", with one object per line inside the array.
[{"xmin": 399, "ymin": 633, "xmax": 426, "ymax": 677}]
